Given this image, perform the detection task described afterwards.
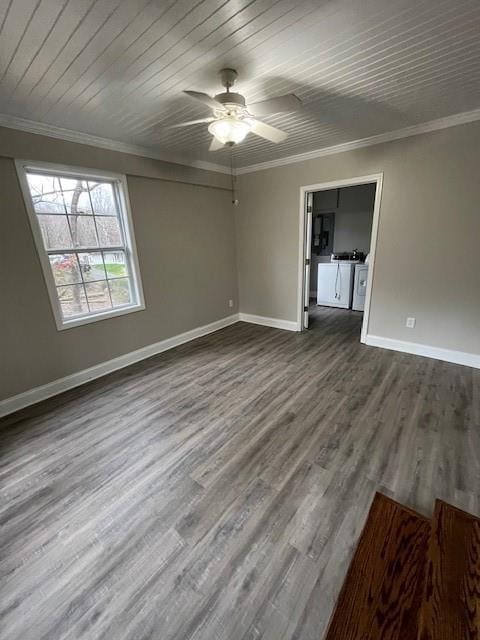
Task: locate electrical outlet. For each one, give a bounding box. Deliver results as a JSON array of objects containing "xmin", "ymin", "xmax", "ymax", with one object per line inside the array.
[
  {"xmin": 228, "ymin": 299, "xmax": 234, "ymax": 308},
  {"xmin": 406, "ymin": 317, "xmax": 416, "ymax": 329}
]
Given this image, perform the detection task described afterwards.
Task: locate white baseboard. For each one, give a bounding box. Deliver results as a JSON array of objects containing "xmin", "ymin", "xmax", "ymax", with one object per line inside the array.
[
  {"xmin": 365, "ymin": 334, "xmax": 480, "ymax": 369},
  {"xmin": 0, "ymin": 314, "xmax": 240, "ymax": 418},
  {"xmin": 239, "ymin": 312, "xmax": 300, "ymax": 332}
]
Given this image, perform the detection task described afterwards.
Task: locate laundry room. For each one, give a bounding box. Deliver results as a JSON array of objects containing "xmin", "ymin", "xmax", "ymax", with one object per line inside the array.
[{"xmin": 309, "ymin": 183, "xmax": 376, "ymax": 322}]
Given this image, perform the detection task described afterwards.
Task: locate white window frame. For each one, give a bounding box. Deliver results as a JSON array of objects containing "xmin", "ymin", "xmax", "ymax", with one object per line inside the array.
[{"xmin": 15, "ymin": 159, "xmax": 145, "ymax": 330}]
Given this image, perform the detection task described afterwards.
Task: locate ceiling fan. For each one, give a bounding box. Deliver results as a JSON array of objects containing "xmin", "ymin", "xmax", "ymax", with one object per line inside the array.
[{"xmin": 173, "ymin": 68, "xmax": 302, "ymax": 151}]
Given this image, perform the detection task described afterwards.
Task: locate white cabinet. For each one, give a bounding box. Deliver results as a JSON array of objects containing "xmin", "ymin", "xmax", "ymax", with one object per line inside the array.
[{"xmin": 317, "ymin": 263, "xmax": 354, "ymax": 308}]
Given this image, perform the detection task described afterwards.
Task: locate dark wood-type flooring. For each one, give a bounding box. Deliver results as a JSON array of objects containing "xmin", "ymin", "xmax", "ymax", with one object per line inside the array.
[
  {"xmin": 1, "ymin": 306, "xmax": 479, "ymax": 639},
  {"xmin": 324, "ymin": 492, "xmax": 431, "ymax": 640},
  {"xmin": 419, "ymin": 501, "xmax": 480, "ymax": 639}
]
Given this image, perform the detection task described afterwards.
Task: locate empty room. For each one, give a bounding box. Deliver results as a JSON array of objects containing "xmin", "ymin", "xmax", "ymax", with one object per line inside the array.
[{"xmin": 1, "ymin": 1, "xmax": 480, "ymax": 639}]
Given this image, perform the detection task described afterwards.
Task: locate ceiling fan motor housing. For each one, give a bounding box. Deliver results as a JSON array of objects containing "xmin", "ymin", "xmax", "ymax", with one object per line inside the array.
[{"xmin": 214, "ymin": 92, "xmax": 246, "ymax": 109}]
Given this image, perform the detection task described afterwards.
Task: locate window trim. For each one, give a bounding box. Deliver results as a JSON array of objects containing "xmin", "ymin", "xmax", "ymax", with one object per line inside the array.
[{"xmin": 15, "ymin": 159, "xmax": 145, "ymax": 331}]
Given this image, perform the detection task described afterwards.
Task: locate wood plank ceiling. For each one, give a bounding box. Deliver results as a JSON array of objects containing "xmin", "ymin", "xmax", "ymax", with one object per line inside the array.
[{"xmin": 0, "ymin": 0, "xmax": 479, "ymax": 169}]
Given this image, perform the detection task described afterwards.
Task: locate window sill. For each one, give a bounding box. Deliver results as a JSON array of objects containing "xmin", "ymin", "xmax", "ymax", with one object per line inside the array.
[{"xmin": 56, "ymin": 302, "xmax": 145, "ymax": 331}]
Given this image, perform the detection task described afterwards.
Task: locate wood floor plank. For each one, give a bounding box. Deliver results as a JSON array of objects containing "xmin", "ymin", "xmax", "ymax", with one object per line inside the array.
[
  {"xmin": 0, "ymin": 306, "xmax": 479, "ymax": 639},
  {"xmin": 323, "ymin": 492, "xmax": 431, "ymax": 640},
  {"xmin": 418, "ymin": 500, "xmax": 480, "ymax": 639}
]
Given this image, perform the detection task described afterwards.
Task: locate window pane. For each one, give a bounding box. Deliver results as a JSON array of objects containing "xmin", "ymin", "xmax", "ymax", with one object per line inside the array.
[
  {"xmin": 89, "ymin": 181, "xmax": 116, "ymax": 215},
  {"xmin": 96, "ymin": 216, "xmax": 122, "ymax": 246},
  {"xmin": 109, "ymin": 278, "xmax": 132, "ymax": 307},
  {"xmin": 85, "ymin": 280, "xmax": 112, "ymax": 311},
  {"xmin": 60, "ymin": 178, "xmax": 93, "ymax": 214},
  {"xmin": 108, "ymin": 278, "xmax": 132, "ymax": 307},
  {"xmin": 103, "ymin": 251, "xmax": 128, "ymax": 278},
  {"xmin": 38, "ymin": 215, "xmax": 72, "ymax": 249},
  {"xmin": 57, "ymin": 284, "xmax": 88, "ymax": 318},
  {"xmin": 22, "ymin": 164, "xmax": 142, "ymax": 327},
  {"xmin": 27, "ymin": 173, "xmax": 65, "ymax": 213},
  {"xmin": 77, "ymin": 252, "xmax": 106, "ymax": 282},
  {"xmin": 49, "ymin": 254, "xmax": 82, "ymax": 285},
  {"xmin": 68, "ymin": 216, "xmax": 98, "ymax": 248}
]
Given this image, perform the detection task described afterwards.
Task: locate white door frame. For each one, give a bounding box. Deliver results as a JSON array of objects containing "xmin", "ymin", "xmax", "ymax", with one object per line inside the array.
[
  {"xmin": 297, "ymin": 173, "xmax": 384, "ymax": 343},
  {"xmin": 303, "ymin": 191, "xmax": 313, "ymax": 329}
]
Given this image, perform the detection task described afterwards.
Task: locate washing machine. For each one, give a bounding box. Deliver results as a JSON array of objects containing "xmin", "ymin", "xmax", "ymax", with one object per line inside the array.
[
  {"xmin": 352, "ymin": 263, "xmax": 369, "ymax": 311},
  {"xmin": 317, "ymin": 262, "xmax": 355, "ymax": 308}
]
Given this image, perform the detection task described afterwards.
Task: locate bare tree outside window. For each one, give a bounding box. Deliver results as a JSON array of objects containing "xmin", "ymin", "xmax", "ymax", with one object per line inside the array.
[{"xmin": 21, "ymin": 167, "xmax": 142, "ymax": 327}]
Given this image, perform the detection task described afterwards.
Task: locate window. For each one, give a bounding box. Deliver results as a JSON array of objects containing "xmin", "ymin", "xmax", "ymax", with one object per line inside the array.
[{"xmin": 16, "ymin": 161, "xmax": 145, "ymax": 330}]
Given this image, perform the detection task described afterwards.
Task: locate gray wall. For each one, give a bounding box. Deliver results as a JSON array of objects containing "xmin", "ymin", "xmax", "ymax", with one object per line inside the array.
[
  {"xmin": 310, "ymin": 184, "xmax": 375, "ymax": 293},
  {"xmin": 3, "ymin": 119, "xmax": 480, "ymax": 402},
  {"xmin": 332, "ymin": 184, "xmax": 375, "ymax": 254},
  {"xmin": 235, "ymin": 120, "xmax": 480, "ymax": 356},
  {"xmin": 0, "ymin": 129, "xmax": 238, "ymax": 401}
]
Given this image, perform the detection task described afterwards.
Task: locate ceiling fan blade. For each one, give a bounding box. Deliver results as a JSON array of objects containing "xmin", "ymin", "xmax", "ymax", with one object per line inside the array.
[
  {"xmin": 249, "ymin": 119, "xmax": 287, "ymax": 143},
  {"xmin": 170, "ymin": 117, "xmax": 215, "ymax": 128},
  {"xmin": 209, "ymin": 136, "xmax": 224, "ymax": 151},
  {"xmin": 184, "ymin": 90, "xmax": 222, "ymax": 111},
  {"xmin": 248, "ymin": 93, "xmax": 301, "ymax": 116}
]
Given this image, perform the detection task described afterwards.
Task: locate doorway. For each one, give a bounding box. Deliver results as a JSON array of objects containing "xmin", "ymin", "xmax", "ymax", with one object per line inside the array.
[{"xmin": 297, "ymin": 174, "xmax": 383, "ymax": 342}]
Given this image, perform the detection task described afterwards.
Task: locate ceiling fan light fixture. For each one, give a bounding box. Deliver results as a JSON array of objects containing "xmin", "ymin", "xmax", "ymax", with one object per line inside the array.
[
  {"xmin": 208, "ymin": 117, "xmax": 250, "ymax": 146},
  {"xmin": 181, "ymin": 69, "xmax": 299, "ymax": 150}
]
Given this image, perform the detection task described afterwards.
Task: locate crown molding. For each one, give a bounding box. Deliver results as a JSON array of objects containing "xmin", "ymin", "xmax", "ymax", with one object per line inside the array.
[
  {"xmin": 2, "ymin": 108, "xmax": 480, "ymax": 178},
  {"xmin": 0, "ymin": 113, "xmax": 231, "ymax": 175},
  {"xmin": 235, "ymin": 107, "xmax": 480, "ymax": 175}
]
